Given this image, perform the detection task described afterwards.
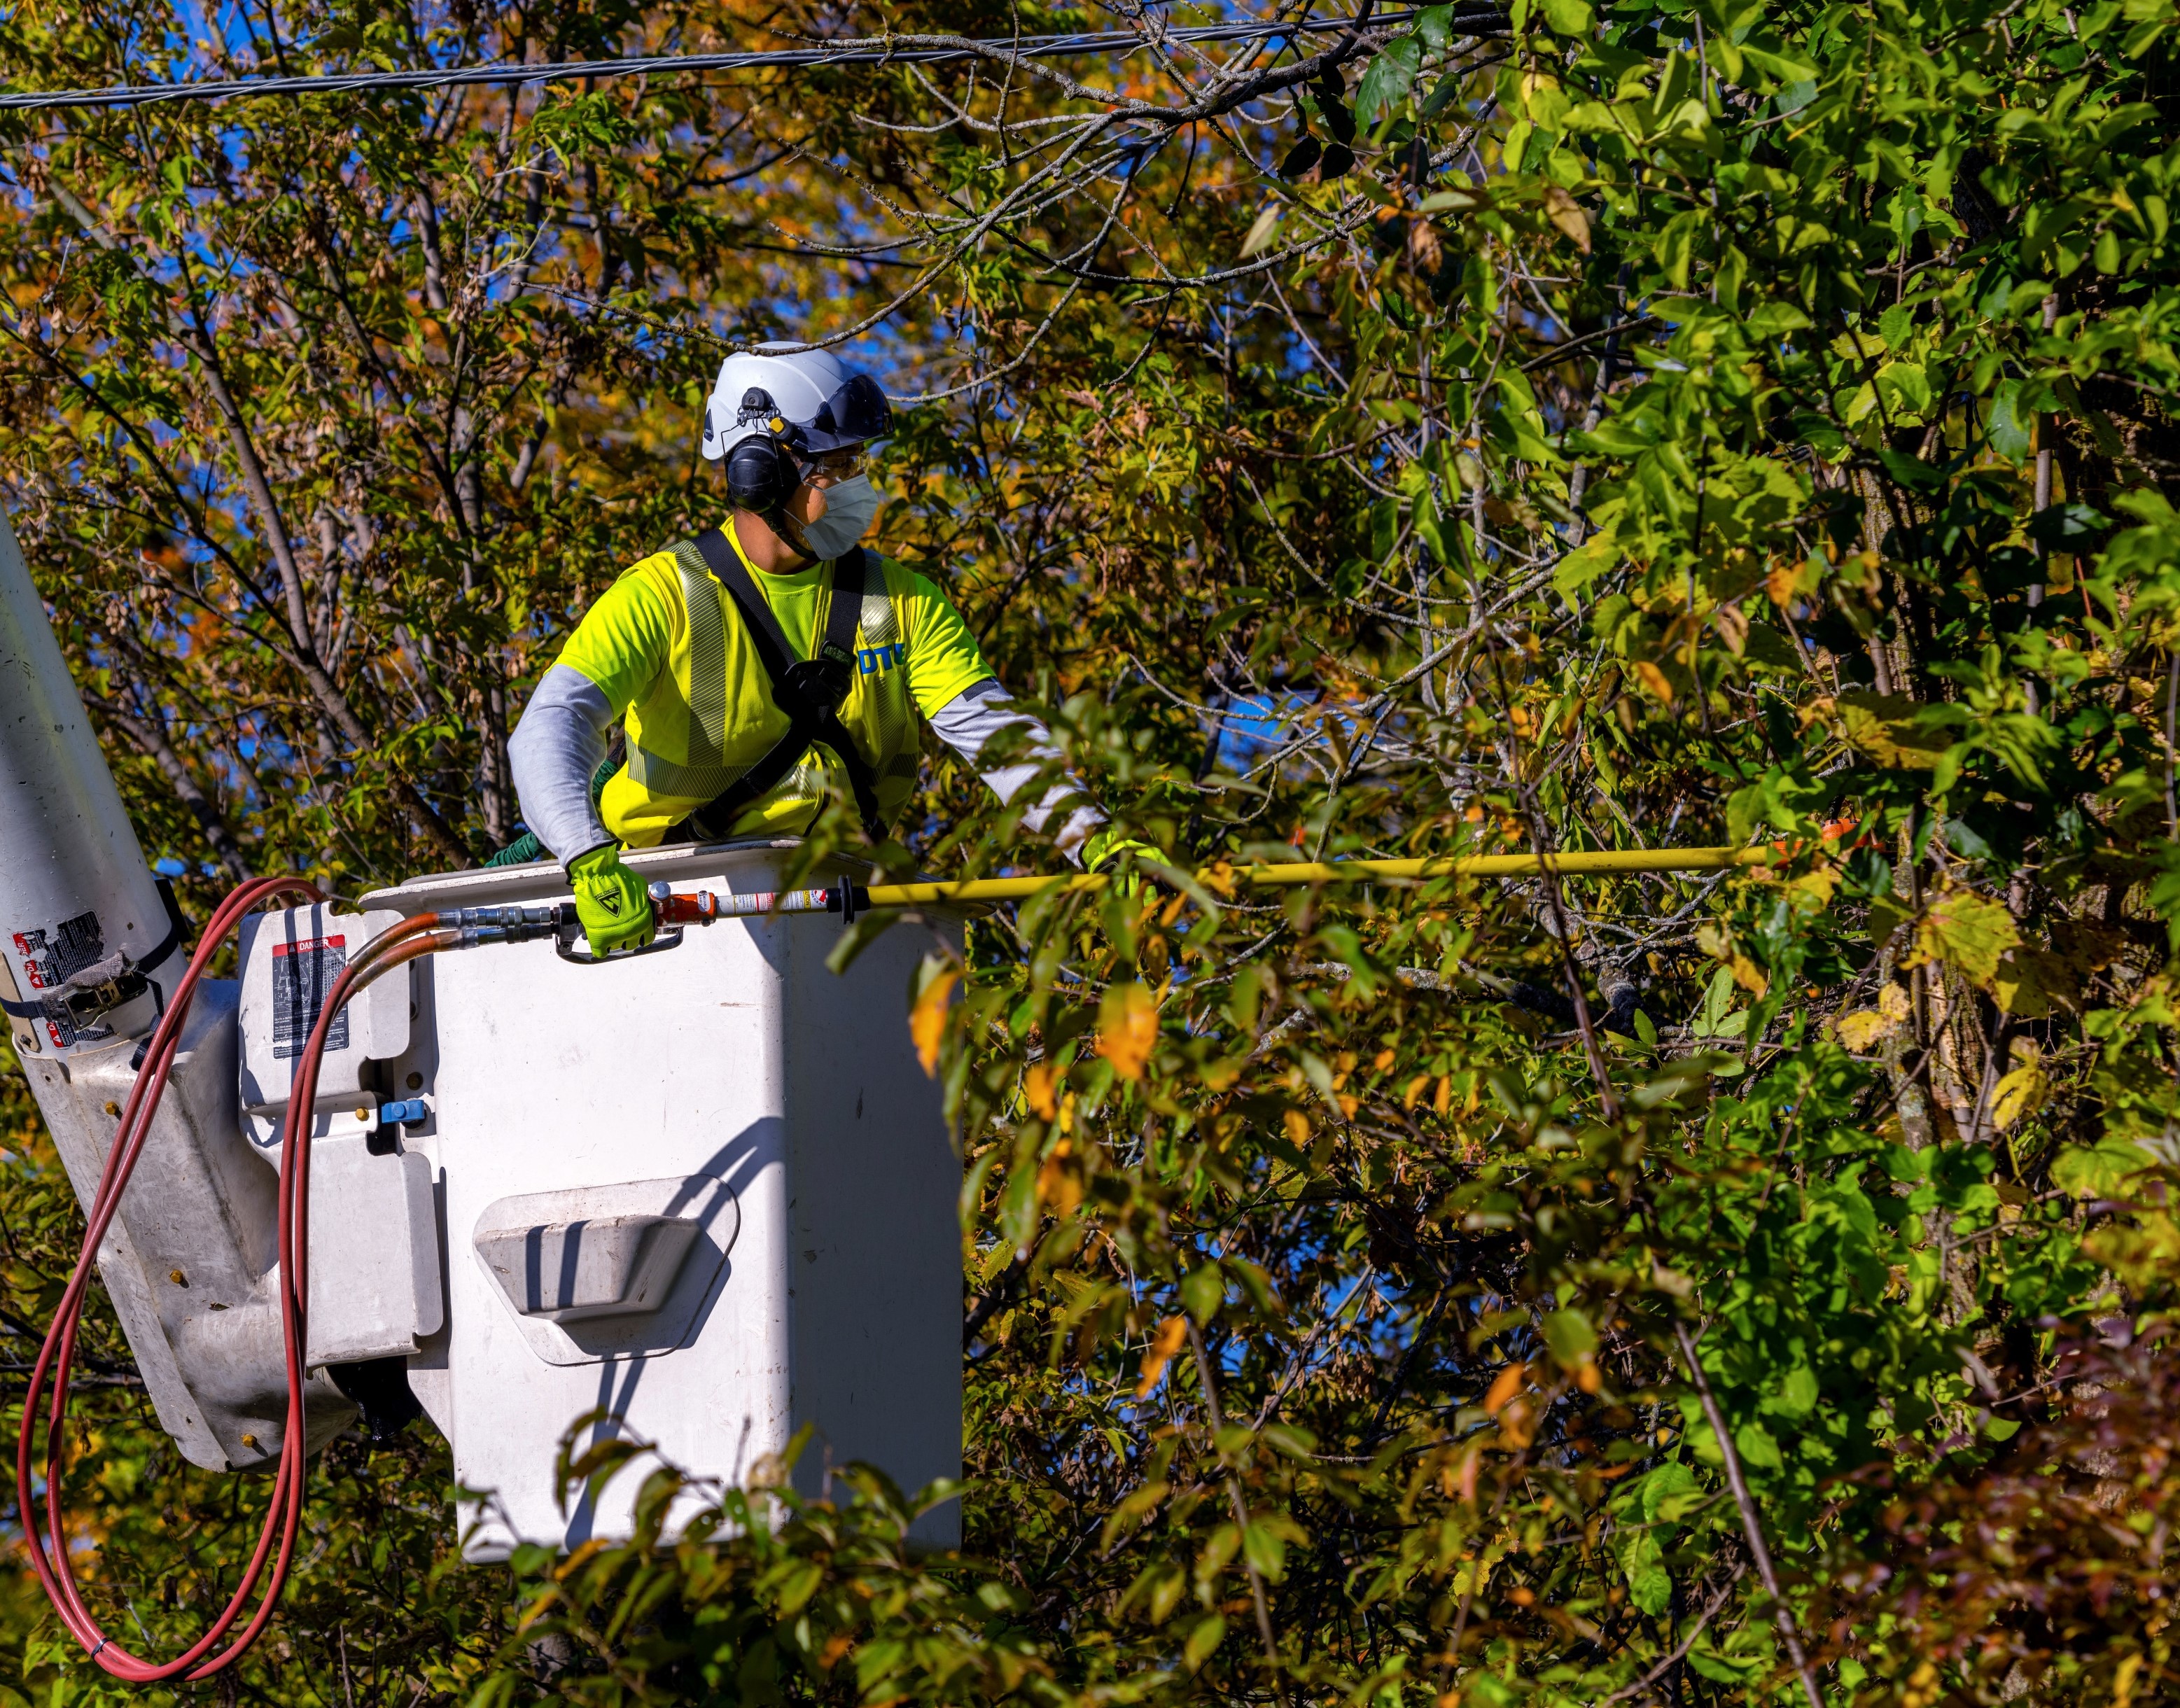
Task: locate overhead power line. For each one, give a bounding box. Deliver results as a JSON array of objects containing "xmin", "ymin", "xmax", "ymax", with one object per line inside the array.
[{"xmin": 0, "ymin": 9, "xmax": 1504, "ymax": 115}]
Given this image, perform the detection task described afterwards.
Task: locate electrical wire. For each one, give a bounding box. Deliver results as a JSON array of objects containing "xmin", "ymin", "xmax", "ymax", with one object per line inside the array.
[
  {"xmin": 0, "ymin": 9, "xmax": 1495, "ymax": 114},
  {"xmin": 16, "ymin": 886, "xmax": 446, "ymax": 1682}
]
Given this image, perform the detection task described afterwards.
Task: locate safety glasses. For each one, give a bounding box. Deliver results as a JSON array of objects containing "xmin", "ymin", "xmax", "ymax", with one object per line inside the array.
[{"xmin": 802, "ymin": 447, "xmax": 867, "ymax": 480}]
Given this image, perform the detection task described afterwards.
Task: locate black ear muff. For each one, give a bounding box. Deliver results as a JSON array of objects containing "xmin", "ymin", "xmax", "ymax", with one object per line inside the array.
[{"xmin": 726, "ymin": 435, "xmax": 797, "ymax": 512}]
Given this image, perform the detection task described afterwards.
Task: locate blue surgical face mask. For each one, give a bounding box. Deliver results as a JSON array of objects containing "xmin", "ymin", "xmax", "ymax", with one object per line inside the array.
[{"xmin": 798, "ymin": 475, "xmax": 880, "ymax": 560}]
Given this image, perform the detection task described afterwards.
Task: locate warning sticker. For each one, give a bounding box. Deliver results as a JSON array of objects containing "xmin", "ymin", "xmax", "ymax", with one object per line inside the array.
[
  {"xmin": 14, "ymin": 909, "xmax": 105, "ymax": 1050},
  {"xmin": 272, "ymin": 934, "xmax": 348, "ymax": 1060}
]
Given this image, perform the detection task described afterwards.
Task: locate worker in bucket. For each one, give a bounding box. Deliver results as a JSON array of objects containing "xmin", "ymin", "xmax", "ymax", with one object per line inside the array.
[{"xmin": 508, "ymin": 342, "xmax": 1154, "ymax": 958}]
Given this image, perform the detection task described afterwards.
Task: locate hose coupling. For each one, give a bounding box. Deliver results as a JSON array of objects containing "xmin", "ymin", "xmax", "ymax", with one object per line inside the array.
[{"xmin": 435, "ymin": 904, "xmax": 568, "ymax": 945}]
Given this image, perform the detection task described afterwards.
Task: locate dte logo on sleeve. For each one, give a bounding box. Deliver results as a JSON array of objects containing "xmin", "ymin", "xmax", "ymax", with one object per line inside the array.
[{"xmin": 858, "ymin": 643, "xmax": 907, "ymax": 675}]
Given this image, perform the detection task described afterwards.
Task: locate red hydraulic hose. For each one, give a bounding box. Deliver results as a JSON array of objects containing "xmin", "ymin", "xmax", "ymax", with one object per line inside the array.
[{"xmin": 15, "ymin": 879, "xmax": 447, "ymax": 1683}]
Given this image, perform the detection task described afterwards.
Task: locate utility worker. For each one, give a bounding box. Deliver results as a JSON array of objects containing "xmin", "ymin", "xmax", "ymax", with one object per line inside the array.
[{"xmin": 508, "ymin": 343, "xmax": 1145, "ymax": 957}]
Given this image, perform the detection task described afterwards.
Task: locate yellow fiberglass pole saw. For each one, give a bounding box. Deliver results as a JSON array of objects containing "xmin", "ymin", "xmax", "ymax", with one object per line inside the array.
[{"xmin": 578, "ymin": 844, "xmax": 1776, "ymax": 954}]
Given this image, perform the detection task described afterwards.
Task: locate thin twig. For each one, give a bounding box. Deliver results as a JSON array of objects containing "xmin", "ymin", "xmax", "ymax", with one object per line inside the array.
[
  {"xmin": 1171, "ymin": 1248, "xmax": 1285, "ymax": 1686},
  {"xmin": 1673, "ymin": 1322, "xmax": 1825, "ymax": 1708}
]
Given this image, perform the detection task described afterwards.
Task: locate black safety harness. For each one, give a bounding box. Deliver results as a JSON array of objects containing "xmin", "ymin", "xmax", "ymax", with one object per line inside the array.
[{"xmin": 683, "ymin": 528, "xmax": 886, "ymax": 844}]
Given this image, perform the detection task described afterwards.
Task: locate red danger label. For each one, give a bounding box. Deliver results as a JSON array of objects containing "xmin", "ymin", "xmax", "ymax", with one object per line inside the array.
[{"xmin": 272, "ymin": 934, "xmax": 348, "ymax": 1060}]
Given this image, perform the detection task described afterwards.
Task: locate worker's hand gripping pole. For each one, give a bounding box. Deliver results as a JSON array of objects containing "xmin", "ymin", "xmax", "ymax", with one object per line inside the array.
[{"xmin": 552, "ymin": 888, "xmax": 684, "ymax": 965}]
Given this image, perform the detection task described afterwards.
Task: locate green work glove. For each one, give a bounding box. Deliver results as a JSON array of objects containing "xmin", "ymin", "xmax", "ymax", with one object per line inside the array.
[{"xmin": 568, "ymin": 845, "xmax": 655, "ymax": 958}]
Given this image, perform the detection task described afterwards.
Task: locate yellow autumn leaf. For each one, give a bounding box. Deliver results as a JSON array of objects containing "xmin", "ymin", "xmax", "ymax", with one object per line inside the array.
[
  {"xmin": 1832, "ymin": 692, "xmax": 1952, "ymax": 769},
  {"xmin": 1727, "ymin": 953, "xmax": 1769, "ymax": 997},
  {"xmin": 1199, "ymin": 1056, "xmax": 1243, "ymax": 1092},
  {"xmin": 1766, "ymin": 554, "xmax": 1821, "ymax": 607},
  {"xmin": 1787, "ymin": 862, "xmax": 1838, "ymax": 909},
  {"xmin": 1136, "ymin": 1315, "xmax": 1189, "ymax": 1398},
  {"xmin": 1238, "ymin": 201, "xmax": 1284, "ymax": 258},
  {"xmin": 1036, "ymin": 1139, "xmax": 1083, "ymax": 1219},
  {"xmin": 1914, "ymin": 890, "xmax": 2021, "ymax": 989},
  {"xmin": 1024, "ymin": 1061, "xmax": 1058, "ymax": 1120},
  {"xmin": 1993, "ymin": 946, "xmax": 2081, "ymax": 1018},
  {"xmin": 1098, "ymin": 981, "xmax": 1159, "ymax": 1080},
  {"xmin": 1836, "ymin": 1009, "xmax": 1893, "ymax": 1051},
  {"xmin": 1634, "ymin": 659, "xmax": 1675, "ymax": 704},
  {"xmin": 909, "ymin": 967, "xmax": 959, "ymax": 1077},
  {"xmin": 1542, "ymin": 184, "xmax": 1591, "ymax": 252},
  {"xmin": 1990, "ymin": 1065, "xmax": 2050, "ymax": 1132},
  {"xmin": 1483, "ymin": 1360, "xmax": 1527, "ymax": 1416},
  {"xmin": 1838, "ymin": 980, "xmax": 1912, "ymax": 1049}
]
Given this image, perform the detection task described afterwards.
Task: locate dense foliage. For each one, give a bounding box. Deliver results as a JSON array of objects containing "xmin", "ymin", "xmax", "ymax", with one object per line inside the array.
[{"xmin": 6, "ymin": 0, "xmax": 2180, "ymax": 1700}]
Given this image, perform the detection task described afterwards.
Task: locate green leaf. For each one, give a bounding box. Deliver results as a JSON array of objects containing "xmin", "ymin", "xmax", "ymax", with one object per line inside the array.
[
  {"xmin": 1184, "ymin": 1613, "xmax": 1229, "ymax": 1669},
  {"xmin": 1915, "ymin": 890, "xmax": 2022, "ymax": 989},
  {"xmin": 1553, "ymin": 534, "xmax": 1618, "ymax": 602},
  {"xmin": 773, "ymin": 1560, "xmax": 824, "ymax": 1616},
  {"xmin": 1733, "ymin": 1420, "xmax": 1784, "ymax": 1471},
  {"xmin": 1988, "ymin": 382, "xmax": 2034, "ymax": 462},
  {"xmin": 2029, "ymin": 500, "xmax": 2108, "ymax": 546},
  {"xmin": 1541, "ymin": 0, "xmax": 1595, "ymax": 34},
  {"xmin": 1689, "ymin": 1645, "xmax": 1764, "ymax": 1683},
  {"xmin": 1640, "ymin": 1460, "xmax": 1701, "ymax": 1523},
  {"xmin": 1242, "ymin": 1520, "xmax": 1289, "ymax": 1579},
  {"xmin": 1877, "ymin": 359, "xmax": 1933, "ymax": 418},
  {"xmin": 1355, "ymin": 36, "xmax": 1425, "ymax": 127},
  {"xmin": 1262, "ymin": 1423, "xmax": 1319, "ymax": 1460},
  {"xmin": 2052, "ymin": 1138, "xmax": 2153, "ymax": 1198},
  {"xmin": 1616, "ymin": 1525, "xmax": 1672, "ymax": 1615},
  {"xmin": 1693, "ymin": 966, "xmax": 1738, "ymax": 1038},
  {"xmin": 1773, "ymin": 1362, "xmax": 1819, "ymax": 1418},
  {"xmin": 1279, "ymin": 136, "xmax": 1323, "ymax": 181},
  {"xmin": 1543, "ymin": 1307, "xmax": 1598, "ymax": 1368},
  {"xmin": 1657, "ymin": 209, "xmax": 1704, "ymax": 289},
  {"xmin": 1182, "ymin": 1262, "xmax": 1226, "ymax": 1324}
]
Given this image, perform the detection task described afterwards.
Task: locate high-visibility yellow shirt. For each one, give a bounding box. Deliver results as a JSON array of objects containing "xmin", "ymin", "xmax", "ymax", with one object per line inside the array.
[{"xmin": 555, "ymin": 524, "xmax": 991, "ymax": 847}]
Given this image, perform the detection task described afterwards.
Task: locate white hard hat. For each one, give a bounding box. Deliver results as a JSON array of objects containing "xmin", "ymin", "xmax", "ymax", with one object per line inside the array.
[{"xmin": 699, "ymin": 343, "xmax": 892, "ymax": 462}]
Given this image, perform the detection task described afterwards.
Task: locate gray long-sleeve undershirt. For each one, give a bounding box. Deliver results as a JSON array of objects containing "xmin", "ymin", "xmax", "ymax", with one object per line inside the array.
[{"xmin": 506, "ymin": 666, "xmax": 1104, "ymax": 865}]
